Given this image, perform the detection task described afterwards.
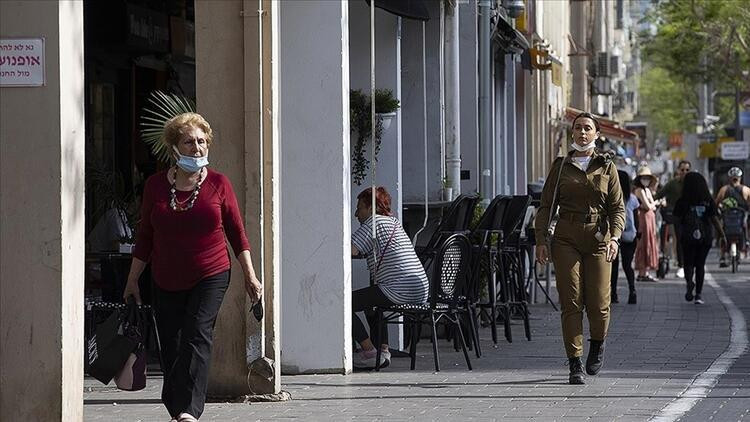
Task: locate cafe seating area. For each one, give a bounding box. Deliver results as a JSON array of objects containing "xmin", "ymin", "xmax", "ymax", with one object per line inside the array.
[{"xmin": 373, "ymin": 192, "xmax": 551, "ymax": 371}]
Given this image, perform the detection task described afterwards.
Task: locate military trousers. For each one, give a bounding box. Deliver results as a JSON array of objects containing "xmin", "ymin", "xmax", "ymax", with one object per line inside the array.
[{"xmin": 551, "ymin": 218, "xmax": 612, "ymax": 358}]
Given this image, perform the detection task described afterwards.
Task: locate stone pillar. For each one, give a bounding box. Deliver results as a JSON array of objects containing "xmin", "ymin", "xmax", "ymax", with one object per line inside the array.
[
  {"xmin": 0, "ymin": 1, "xmax": 85, "ymax": 420},
  {"xmin": 195, "ymin": 0, "xmax": 281, "ymax": 396},
  {"xmin": 279, "ymin": 0, "xmax": 352, "ymax": 374}
]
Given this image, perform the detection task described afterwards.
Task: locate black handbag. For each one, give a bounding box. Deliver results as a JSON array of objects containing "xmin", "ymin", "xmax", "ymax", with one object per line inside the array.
[
  {"xmin": 86, "ymin": 302, "xmax": 139, "ymax": 385},
  {"xmin": 114, "ymin": 301, "xmax": 147, "ymax": 391}
]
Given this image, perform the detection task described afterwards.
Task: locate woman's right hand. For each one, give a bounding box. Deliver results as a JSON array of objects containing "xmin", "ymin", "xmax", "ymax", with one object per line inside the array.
[
  {"xmin": 123, "ymin": 279, "xmax": 142, "ymax": 305},
  {"xmin": 536, "ymin": 244, "xmax": 550, "ymax": 265}
]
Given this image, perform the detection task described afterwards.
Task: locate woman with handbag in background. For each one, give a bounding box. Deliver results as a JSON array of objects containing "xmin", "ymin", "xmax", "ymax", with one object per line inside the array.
[
  {"xmin": 633, "ymin": 166, "xmax": 660, "ymax": 282},
  {"xmin": 123, "ymin": 113, "xmax": 262, "ymax": 422},
  {"xmin": 611, "ymin": 170, "xmax": 640, "ymax": 304},
  {"xmin": 534, "ymin": 112, "xmax": 625, "ymax": 385}
]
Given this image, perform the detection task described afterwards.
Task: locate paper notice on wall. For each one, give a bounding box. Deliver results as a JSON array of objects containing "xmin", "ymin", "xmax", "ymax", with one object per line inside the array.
[{"xmin": 0, "ymin": 38, "xmax": 45, "ymax": 87}]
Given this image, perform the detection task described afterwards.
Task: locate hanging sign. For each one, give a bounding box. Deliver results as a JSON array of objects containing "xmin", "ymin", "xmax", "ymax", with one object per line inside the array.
[
  {"xmin": 0, "ymin": 38, "xmax": 45, "ymax": 87},
  {"xmin": 720, "ymin": 141, "xmax": 750, "ymax": 160}
]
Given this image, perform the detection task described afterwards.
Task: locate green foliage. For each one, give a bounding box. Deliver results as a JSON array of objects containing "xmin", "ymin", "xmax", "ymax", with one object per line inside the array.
[
  {"xmin": 350, "ymin": 89, "xmax": 400, "ymax": 185},
  {"xmin": 642, "ymin": 0, "xmax": 750, "ymax": 87},
  {"xmin": 139, "ymin": 90, "xmax": 196, "ymax": 164},
  {"xmin": 638, "ymin": 66, "xmax": 693, "ymax": 136},
  {"xmin": 640, "ymin": 0, "xmax": 750, "ymax": 136},
  {"xmin": 374, "ymin": 89, "xmax": 400, "ymax": 113}
]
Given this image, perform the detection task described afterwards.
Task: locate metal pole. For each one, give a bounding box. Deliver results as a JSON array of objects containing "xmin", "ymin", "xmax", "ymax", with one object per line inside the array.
[
  {"xmin": 412, "ymin": 21, "xmax": 430, "ymax": 246},
  {"xmin": 370, "ymin": 1, "xmax": 377, "ymax": 259}
]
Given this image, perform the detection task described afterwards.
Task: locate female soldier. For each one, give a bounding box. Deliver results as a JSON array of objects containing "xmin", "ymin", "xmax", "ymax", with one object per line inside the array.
[{"xmin": 534, "ymin": 112, "xmax": 625, "ymax": 385}]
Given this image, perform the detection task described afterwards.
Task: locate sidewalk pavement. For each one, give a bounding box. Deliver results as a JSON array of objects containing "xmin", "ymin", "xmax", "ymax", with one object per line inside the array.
[{"xmin": 85, "ymin": 260, "xmax": 749, "ymax": 421}]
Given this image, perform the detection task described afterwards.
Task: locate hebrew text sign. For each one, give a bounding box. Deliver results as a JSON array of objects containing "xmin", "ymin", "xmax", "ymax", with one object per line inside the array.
[{"xmin": 0, "ymin": 38, "xmax": 45, "ymax": 87}]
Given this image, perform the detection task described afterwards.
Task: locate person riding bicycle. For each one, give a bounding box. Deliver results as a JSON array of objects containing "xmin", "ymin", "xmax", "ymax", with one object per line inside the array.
[{"xmin": 715, "ymin": 167, "xmax": 750, "ymax": 267}]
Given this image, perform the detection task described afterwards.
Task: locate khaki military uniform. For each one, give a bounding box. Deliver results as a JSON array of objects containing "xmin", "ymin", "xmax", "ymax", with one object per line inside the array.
[{"xmin": 534, "ymin": 151, "xmax": 625, "ymax": 358}]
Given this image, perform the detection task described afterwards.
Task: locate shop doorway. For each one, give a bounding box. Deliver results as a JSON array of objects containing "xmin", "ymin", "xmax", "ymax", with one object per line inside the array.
[{"xmin": 82, "ymin": 0, "xmax": 196, "ymax": 376}]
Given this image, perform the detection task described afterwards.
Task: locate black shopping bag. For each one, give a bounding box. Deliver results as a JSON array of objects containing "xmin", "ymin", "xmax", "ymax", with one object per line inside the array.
[
  {"xmin": 86, "ymin": 304, "xmax": 139, "ymax": 385},
  {"xmin": 114, "ymin": 302, "xmax": 148, "ymax": 391}
]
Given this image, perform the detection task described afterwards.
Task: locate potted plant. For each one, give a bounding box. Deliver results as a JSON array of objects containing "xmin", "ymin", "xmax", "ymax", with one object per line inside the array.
[
  {"xmin": 374, "ymin": 89, "xmax": 399, "ymax": 131},
  {"xmin": 350, "ymin": 89, "xmax": 400, "ymax": 185}
]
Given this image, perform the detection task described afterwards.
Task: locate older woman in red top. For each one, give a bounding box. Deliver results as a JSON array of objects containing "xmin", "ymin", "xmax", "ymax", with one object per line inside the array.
[{"xmin": 123, "ymin": 113, "xmax": 262, "ymax": 422}]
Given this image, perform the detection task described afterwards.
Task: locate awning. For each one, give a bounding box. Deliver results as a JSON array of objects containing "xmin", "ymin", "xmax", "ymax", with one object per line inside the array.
[
  {"xmin": 493, "ymin": 16, "xmax": 530, "ymax": 55},
  {"xmin": 365, "ymin": 0, "xmax": 430, "ymax": 21},
  {"xmin": 564, "ymin": 107, "xmax": 640, "ymax": 143}
]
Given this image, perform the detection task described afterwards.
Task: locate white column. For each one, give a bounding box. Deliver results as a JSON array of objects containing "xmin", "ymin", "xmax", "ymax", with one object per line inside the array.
[
  {"xmin": 0, "ymin": 1, "xmax": 85, "ymax": 419},
  {"xmin": 444, "ymin": 1, "xmax": 461, "ymax": 195},
  {"xmin": 279, "ymin": 0, "xmax": 352, "ymax": 374}
]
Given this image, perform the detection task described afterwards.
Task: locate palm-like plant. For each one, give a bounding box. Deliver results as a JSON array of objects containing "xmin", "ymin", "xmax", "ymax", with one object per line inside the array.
[{"xmin": 140, "ymin": 90, "xmax": 196, "ymax": 164}]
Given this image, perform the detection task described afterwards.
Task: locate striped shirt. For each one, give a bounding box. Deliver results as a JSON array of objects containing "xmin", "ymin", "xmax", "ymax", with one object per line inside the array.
[{"xmin": 352, "ymin": 215, "xmax": 429, "ymax": 304}]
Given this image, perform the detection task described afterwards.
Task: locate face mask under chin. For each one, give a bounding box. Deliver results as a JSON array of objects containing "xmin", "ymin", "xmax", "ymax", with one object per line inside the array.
[
  {"xmin": 173, "ymin": 147, "xmax": 209, "ymax": 173},
  {"xmin": 571, "ymin": 141, "xmax": 596, "ymax": 152}
]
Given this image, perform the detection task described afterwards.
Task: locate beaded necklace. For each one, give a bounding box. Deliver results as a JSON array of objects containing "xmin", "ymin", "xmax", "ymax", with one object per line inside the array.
[{"xmin": 169, "ymin": 167, "xmax": 204, "ymax": 212}]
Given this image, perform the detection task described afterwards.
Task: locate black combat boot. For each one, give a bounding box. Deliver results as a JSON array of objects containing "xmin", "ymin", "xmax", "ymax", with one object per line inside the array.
[
  {"xmin": 568, "ymin": 357, "xmax": 585, "ymax": 384},
  {"xmin": 586, "ymin": 339, "xmax": 605, "ymax": 375}
]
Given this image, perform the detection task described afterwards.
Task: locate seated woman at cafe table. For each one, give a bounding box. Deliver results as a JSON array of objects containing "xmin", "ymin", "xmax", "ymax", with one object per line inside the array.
[{"xmin": 351, "ymin": 186, "xmax": 429, "ymax": 369}]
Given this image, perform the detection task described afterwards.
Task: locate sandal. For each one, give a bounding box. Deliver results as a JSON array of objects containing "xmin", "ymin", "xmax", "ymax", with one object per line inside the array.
[{"xmin": 177, "ymin": 413, "xmax": 198, "ymax": 422}]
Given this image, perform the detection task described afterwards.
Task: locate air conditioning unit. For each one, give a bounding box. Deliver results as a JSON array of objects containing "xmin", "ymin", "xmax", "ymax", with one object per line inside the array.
[
  {"xmin": 610, "ymin": 55, "xmax": 620, "ymax": 78},
  {"xmin": 597, "ymin": 52, "xmax": 610, "ymax": 77}
]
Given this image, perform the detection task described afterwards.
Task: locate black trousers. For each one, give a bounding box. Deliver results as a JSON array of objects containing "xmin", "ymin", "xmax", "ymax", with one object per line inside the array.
[
  {"xmin": 352, "ymin": 285, "xmax": 395, "ymax": 346},
  {"xmin": 673, "ymin": 222, "xmax": 684, "ymax": 268},
  {"xmin": 153, "ymin": 270, "xmax": 230, "ymax": 418},
  {"xmin": 682, "ymin": 241, "xmax": 711, "ymax": 295},
  {"xmin": 611, "ymin": 240, "xmax": 637, "ymax": 296}
]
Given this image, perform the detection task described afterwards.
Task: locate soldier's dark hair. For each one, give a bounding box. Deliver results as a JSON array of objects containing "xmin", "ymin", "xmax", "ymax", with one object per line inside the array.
[
  {"xmin": 572, "ymin": 112, "xmax": 600, "ymax": 132},
  {"xmin": 680, "ymin": 172, "xmax": 712, "ymax": 206}
]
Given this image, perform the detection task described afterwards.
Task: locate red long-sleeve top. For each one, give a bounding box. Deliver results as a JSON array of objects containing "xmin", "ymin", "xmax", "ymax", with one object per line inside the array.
[{"xmin": 133, "ymin": 169, "xmax": 251, "ymax": 291}]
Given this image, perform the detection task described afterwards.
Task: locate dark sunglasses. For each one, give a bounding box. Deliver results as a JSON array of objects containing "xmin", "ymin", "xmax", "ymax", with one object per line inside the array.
[{"xmin": 251, "ymin": 300, "xmax": 264, "ymax": 322}]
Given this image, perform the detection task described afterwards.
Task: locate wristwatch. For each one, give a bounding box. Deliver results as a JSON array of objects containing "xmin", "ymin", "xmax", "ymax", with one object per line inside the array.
[{"xmin": 610, "ymin": 237, "xmax": 620, "ymax": 245}]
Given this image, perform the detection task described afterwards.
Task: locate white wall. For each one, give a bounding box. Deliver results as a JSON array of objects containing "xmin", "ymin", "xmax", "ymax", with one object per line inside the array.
[
  {"xmin": 401, "ymin": 1, "xmax": 443, "ymax": 202},
  {"xmin": 280, "ymin": 0, "xmax": 352, "ymax": 374},
  {"xmin": 459, "ymin": 0, "xmax": 479, "ymax": 195},
  {"xmin": 348, "ymin": 2, "xmax": 404, "ymax": 349}
]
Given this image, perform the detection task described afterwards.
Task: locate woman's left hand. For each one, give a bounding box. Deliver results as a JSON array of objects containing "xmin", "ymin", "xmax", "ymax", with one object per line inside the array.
[
  {"xmin": 606, "ymin": 239, "xmax": 619, "ymax": 262},
  {"xmin": 244, "ymin": 275, "xmax": 263, "ymax": 303}
]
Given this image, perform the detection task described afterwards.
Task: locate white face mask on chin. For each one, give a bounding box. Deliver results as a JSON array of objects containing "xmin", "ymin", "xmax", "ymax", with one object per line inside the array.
[{"xmin": 571, "ymin": 141, "xmax": 596, "ymax": 152}]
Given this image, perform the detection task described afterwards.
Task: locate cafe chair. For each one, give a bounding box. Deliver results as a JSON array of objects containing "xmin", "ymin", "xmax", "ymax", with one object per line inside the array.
[{"xmin": 375, "ymin": 233, "xmax": 474, "ymax": 372}]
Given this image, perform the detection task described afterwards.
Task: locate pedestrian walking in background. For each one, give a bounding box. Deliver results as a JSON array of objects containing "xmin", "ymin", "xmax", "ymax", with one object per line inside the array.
[
  {"xmin": 611, "ymin": 170, "xmax": 639, "ymax": 304},
  {"xmin": 123, "ymin": 113, "xmax": 263, "ymax": 422},
  {"xmin": 674, "ymin": 172, "xmax": 725, "ymax": 305},
  {"xmin": 655, "ymin": 160, "xmax": 691, "ymax": 278},
  {"xmin": 535, "ymin": 112, "xmax": 625, "ymax": 385},
  {"xmin": 715, "ymin": 166, "xmax": 750, "ymax": 267},
  {"xmin": 634, "ymin": 166, "xmax": 660, "ymax": 282}
]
